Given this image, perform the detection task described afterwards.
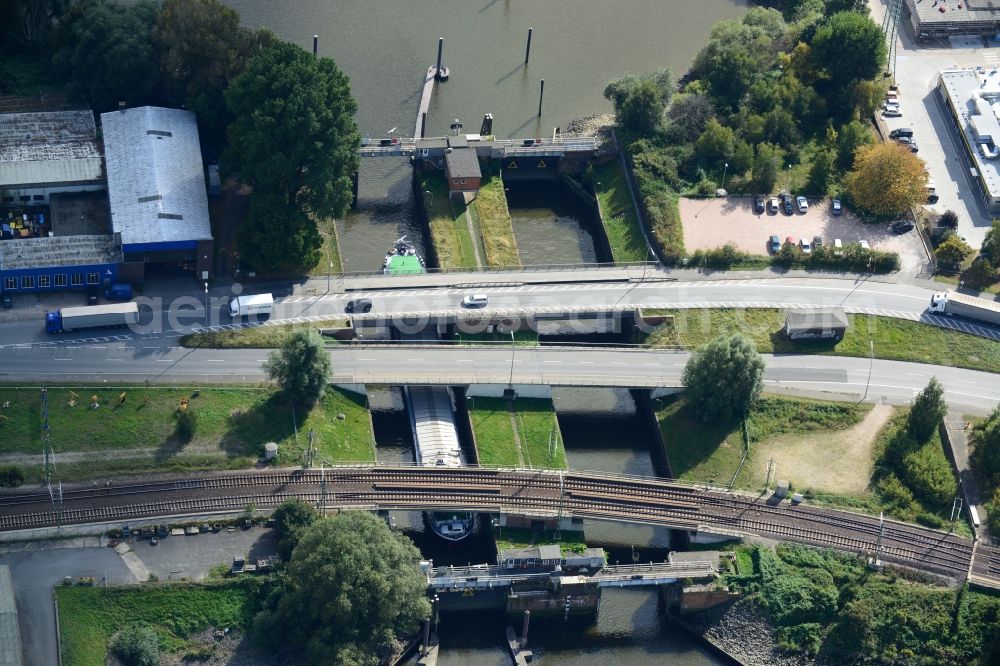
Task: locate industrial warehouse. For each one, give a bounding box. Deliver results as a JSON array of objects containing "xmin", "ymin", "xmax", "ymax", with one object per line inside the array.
[{"xmin": 0, "ymin": 106, "xmax": 214, "ymax": 301}]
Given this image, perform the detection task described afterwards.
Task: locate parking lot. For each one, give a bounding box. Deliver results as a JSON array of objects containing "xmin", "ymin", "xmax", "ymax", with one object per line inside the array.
[{"xmin": 679, "ymin": 196, "xmax": 931, "ymax": 274}]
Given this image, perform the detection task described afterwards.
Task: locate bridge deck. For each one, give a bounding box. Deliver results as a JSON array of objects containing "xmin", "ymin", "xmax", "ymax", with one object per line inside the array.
[
  {"xmin": 426, "ymin": 560, "xmax": 716, "ymax": 588},
  {"xmin": 406, "ymin": 385, "xmax": 462, "ymax": 467}
]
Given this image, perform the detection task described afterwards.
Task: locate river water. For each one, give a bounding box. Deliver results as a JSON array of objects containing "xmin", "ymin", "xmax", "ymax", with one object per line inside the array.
[
  {"xmin": 224, "ymin": 0, "xmax": 746, "ymax": 272},
  {"xmin": 224, "ymin": 1, "xmax": 747, "ymax": 660}
]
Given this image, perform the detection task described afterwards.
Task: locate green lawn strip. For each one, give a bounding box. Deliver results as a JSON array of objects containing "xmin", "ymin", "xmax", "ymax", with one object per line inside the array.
[
  {"xmin": 420, "ymin": 172, "xmax": 479, "ymax": 269},
  {"xmin": 654, "ymin": 395, "xmax": 869, "ymax": 488},
  {"xmin": 592, "ymin": 160, "xmax": 647, "ymax": 262},
  {"xmin": 513, "ymin": 398, "xmax": 567, "ymax": 470},
  {"xmin": 468, "ymin": 397, "xmax": 520, "ymax": 467},
  {"xmin": 180, "ymin": 320, "xmax": 350, "ymax": 348},
  {"xmin": 311, "ymin": 214, "xmax": 343, "ymax": 275},
  {"xmin": 472, "ymin": 168, "xmax": 521, "ymax": 268},
  {"xmin": 17, "ymin": 455, "xmax": 257, "ymax": 484},
  {"xmin": 720, "ymin": 543, "xmax": 1000, "ymax": 662},
  {"xmin": 933, "ymin": 273, "xmax": 1000, "ymax": 295},
  {"xmin": 57, "ymin": 581, "xmax": 254, "ymax": 666},
  {"xmin": 495, "ymin": 527, "xmax": 588, "ymax": 555},
  {"xmin": 0, "ymin": 386, "xmax": 374, "ymax": 464},
  {"xmin": 641, "ymin": 308, "xmax": 1000, "ymax": 374}
]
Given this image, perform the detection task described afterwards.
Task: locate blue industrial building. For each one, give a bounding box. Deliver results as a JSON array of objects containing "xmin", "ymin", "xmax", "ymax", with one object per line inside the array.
[{"xmin": 0, "ymin": 235, "xmax": 120, "ymax": 296}]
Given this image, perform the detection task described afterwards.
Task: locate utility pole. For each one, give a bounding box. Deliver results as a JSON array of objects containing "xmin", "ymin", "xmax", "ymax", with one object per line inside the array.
[
  {"xmin": 881, "ymin": 0, "xmax": 903, "ymax": 80},
  {"xmin": 869, "ymin": 511, "xmax": 885, "ymax": 569},
  {"xmin": 950, "ymin": 496, "xmax": 963, "ymax": 532}
]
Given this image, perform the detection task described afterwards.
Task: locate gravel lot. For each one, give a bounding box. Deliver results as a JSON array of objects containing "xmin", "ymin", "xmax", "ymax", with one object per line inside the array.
[{"xmin": 679, "ymin": 197, "xmax": 930, "ymax": 274}]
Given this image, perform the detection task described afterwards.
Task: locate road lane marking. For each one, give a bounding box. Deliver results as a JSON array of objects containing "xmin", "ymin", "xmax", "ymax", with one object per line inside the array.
[{"xmin": 206, "ymin": 360, "xmax": 224, "ymax": 363}]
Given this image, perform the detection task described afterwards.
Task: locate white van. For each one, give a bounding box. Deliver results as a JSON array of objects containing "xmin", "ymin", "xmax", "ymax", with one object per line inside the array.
[
  {"xmin": 461, "ymin": 293, "xmax": 489, "ymax": 308},
  {"xmin": 230, "ymin": 293, "xmax": 274, "ymax": 318}
]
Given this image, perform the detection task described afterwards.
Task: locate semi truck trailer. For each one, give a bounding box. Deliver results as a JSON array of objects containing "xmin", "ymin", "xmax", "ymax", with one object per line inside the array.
[
  {"xmin": 45, "ymin": 302, "xmax": 139, "ymax": 333},
  {"xmin": 928, "ymin": 291, "xmax": 1000, "ymax": 326}
]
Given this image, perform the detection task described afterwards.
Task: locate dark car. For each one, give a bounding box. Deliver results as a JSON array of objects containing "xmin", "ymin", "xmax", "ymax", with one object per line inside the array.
[
  {"xmin": 86, "ymin": 288, "xmax": 99, "ymax": 305},
  {"xmin": 753, "ymin": 196, "xmax": 765, "ymax": 214},
  {"xmin": 345, "ymin": 298, "xmax": 372, "ymax": 314},
  {"xmin": 780, "ymin": 194, "xmax": 794, "ymax": 215},
  {"xmin": 928, "ymin": 193, "xmax": 939, "ymax": 203},
  {"xmin": 891, "ymin": 220, "xmax": 915, "ymax": 234},
  {"xmin": 831, "ymin": 198, "xmax": 842, "ymax": 216}
]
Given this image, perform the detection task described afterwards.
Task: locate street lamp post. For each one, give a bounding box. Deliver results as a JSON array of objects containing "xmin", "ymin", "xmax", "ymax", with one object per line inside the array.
[
  {"xmin": 204, "ymin": 282, "xmax": 209, "ymax": 328},
  {"xmin": 721, "ymin": 162, "xmax": 728, "ymax": 191},
  {"xmin": 508, "ymin": 330, "xmax": 516, "ymax": 388}
]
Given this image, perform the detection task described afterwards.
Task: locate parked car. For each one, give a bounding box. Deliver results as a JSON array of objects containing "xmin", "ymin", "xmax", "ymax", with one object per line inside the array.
[
  {"xmin": 893, "ymin": 135, "xmax": 912, "ymax": 145},
  {"xmin": 785, "ymin": 235, "xmax": 797, "ymax": 246},
  {"xmin": 781, "ymin": 194, "xmax": 794, "ymax": 215},
  {"xmin": 768, "ymin": 197, "xmax": 780, "ymax": 214},
  {"xmin": 769, "ymin": 234, "xmax": 781, "ymax": 253},
  {"xmin": 86, "ymin": 288, "xmax": 99, "ymax": 306},
  {"xmin": 907, "ymin": 141, "xmax": 919, "ymax": 153},
  {"xmin": 928, "ymin": 193, "xmax": 940, "ymax": 203},
  {"xmin": 859, "ymin": 240, "xmax": 871, "ymax": 250},
  {"xmin": 833, "ymin": 238, "xmax": 843, "ymax": 255},
  {"xmin": 883, "ymin": 108, "xmax": 902, "ymax": 118},
  {"xmin": 800, "ymin": 238, "xmax": 812, "ymax": 254},
  {"xmin": 753, "ymin": 196, "xmax": 765, "ymax": 214},
  {"xmin": 813, "ymin": 235, "xmax": 823, "ymax": 249},
  {"xmin": 883, "ymin": 100, "xmax": 900, "ymax": 111},
  {"xmin": 891, "ymin": 220, "xmax": 915, "ymax": 234},
  {"xmin": 796, "ymin": 195, "xmax": 808, "ymax": 213},
  {"xmin": 345, "ymin": 297, "xmax": 373, "ymax": 313},
  {"xmin": 831, "ymin": 198, "xmax": 842, "ymax": 215},
  {"xmin": 889, "ymin": 127, "xmax": 913, "ymax": 139}
]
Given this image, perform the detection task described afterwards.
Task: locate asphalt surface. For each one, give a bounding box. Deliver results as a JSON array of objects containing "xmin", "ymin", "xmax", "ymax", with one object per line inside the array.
[
  {"xmin": 0, "ymin": 275, "xmax": 969, "ymax": 349},
  {"xmin": 1, "ymin": 344, "xmax": 995, "ymax": 414}
]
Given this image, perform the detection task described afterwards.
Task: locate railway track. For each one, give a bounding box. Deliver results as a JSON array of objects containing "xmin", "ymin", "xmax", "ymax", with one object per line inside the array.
[{"xmin": 0, "ymin": 467, "xmax": 988, "ymax": 583}]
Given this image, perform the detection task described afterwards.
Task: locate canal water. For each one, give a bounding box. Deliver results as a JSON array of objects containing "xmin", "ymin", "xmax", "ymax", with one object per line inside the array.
[
  {"xmin": 506, "ymin": 180, "xmax": 600, "ymax": 266},
  {"xmin": 223, "ymin": 0, "xmax": 746, "ymax": 271}
]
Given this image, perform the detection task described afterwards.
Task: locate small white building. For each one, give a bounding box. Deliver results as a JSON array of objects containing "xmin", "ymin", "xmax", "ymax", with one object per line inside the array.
[{"xmin": 0, "ymin": 110, "xmax": 104, "ymax": 206}]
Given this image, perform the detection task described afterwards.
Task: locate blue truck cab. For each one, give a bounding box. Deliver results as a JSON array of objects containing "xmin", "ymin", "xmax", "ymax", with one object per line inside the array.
[
  {"xmin": 45, "ymin": 311, "xmax": 63, "ymax": 334},
  {"xmin": 105, "ymin": 283, "xmax": 133, "ymax": 301}
]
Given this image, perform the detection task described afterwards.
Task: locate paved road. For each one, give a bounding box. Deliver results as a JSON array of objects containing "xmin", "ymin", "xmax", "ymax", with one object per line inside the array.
[
  {"xmin": 1, "ymin": 344, "xmax": 996, "ymax": 414},
  {"xmin": 4, "ymin": 275, "xmax": 991, "ymax": 349}
]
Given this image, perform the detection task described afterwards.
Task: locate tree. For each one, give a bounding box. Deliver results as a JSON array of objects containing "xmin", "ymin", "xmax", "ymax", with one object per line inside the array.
[
  {"xmin": 605, "ymin": 71, "xmax": 672, "ymax": 134},
  {"xmin": 971, "ymin": 405, "xmax": 1000, "ymax": 489},
  {"xmin": 666, "ymin": 93, "xmax": 716, "ymax": 142},
  {"xmin": 272, "ymin": 498, "xmax": 320, "ymax": 561},
  {"xmin": 51, "ymin": 0, "xmax": 161, "ymax": 111},
  {"xmin": 835, "ymin": 120, "xmax": 872, "ymax": 170},
  {"xmin": 810, "ymin": 11, "xmax": 886, "ymax": 88},
  {"xmin": 694, "ymin": 119, "xmax": 735, "ymax": 170},
  {"xmin": 907, "ymin": 377, "xmax": 947, "ymax": 442},
  {"xmin": 682, "ymin": 333, "xmax": 765, "ymax": 422},
  {"xmin": 825, "ymin": 0, "xmax": 870, "ymax": 15},
  {"xmin": 255, "ymin": 512, "xmax": 431, "ymax": 666},
  {"xmin": 0, "ymin": 465, "xmax": 26, "ymax": 488},
  {"xmin": 939, "ymin": 210, "xmax": 960, "ymax": 229},
  {"xmin": 806, "ymin": 148, "xmax": 835, "ymax": 195},
  {"xmin": 238, "ymin": 190, "xmax": 323, "ymax": 272},
  {"xmin": 264, "ymin": 329, "xmax": 331, "ymax": 407},
  {"xmin": 934, "ymin": 235, "xmax": 973, "ymax": 268},
  {"xmin": 156, "ymin": 0, "xmax": 250, "ymax": 153},
  {"xmin": 109, "ymin": 624, "xmax": 161, "ymax": 666},
  {"xmin": 225, "ymin": 40, "xmax": 360, "ymax": 219},
  {"xmin": 964, "ymin": 257, "xmax": 997, "ymax": 289},
  {"xmin": 763, "ymin": 107, "xmax": 799, "ymax": 149},
  {"xmin": 846, "ymin": 143, "xmax": 927, "ymax": 217},
  {"xmin": 982, "ymin": 219, "xmax": 1000, "ymax": 268},
  {"xmin": 174, "ymin": 409, "xmax": 197, "ymax": 442},
  {"xmin": 752, "ymin": 142, "xmax": 783, "ymax": 193}
]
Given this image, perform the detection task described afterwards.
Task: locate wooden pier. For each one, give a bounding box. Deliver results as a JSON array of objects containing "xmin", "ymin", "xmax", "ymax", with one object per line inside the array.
[{"xmin": 415, "ymin": 65, "xmax": 439, "ymax": 138}]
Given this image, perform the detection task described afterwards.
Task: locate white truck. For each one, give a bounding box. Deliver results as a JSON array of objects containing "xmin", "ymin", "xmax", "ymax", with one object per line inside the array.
[
  {"xmin": 229, "ymin": 293, "xmax": 273, "ymax": 318},
  {"xmin": 928, "ymin": 291, "xmax": 1000, "ymax": 326},
  {"xmin": 45, "ymin": 302, "xmax": 139, "ymax": 333}
]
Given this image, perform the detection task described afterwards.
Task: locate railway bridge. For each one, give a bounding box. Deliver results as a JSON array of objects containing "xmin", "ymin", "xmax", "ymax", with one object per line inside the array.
[{"xmin": 0, "ymin": 466, "xmax": 996, "ymax": 590}]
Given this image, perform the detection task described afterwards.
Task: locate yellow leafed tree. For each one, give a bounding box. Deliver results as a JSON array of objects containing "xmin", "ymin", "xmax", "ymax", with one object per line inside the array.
[{"xmin": 846, "ymin": 143, "xmax": 927, "ymax": 217}]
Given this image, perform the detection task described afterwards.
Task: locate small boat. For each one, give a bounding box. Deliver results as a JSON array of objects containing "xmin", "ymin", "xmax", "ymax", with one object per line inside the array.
[
  {"xmin": 382, "ymin": 236, "xmax": 426, "ymax": 275},
  {"xmin": 428, "ymin": 511, "xmax": 473, "ymax": 541},
  {"xmin": 436, "ymin": 65, "xmax": 450, "ymax": 81}
]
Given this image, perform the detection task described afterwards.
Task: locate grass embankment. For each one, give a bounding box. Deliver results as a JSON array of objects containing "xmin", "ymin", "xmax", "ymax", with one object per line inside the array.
[
  {"xmin": 57, "ymin": 581, "xmax": 254, "ymax": 666},
  {"xmin": 592, "ymin": 160, "xmax": 648, "ymax": 263},
  {"xmin": 312, "ymin": 214, "xmax": 343, "ymax": 275},
  {"xmin": 656, "ymin": 395, "xmax": 870, "ymax": 490},
  {"xmin": 641, "ymin": 308, "xmax": 1000, "ymax": 374},
  {"xmin": 718, "ymin": 544, "xmax": 1000, "ymax": 663},
  {"xmin": 934, "ymin": 274, "xmax": 1000, "ymax": 295},
  {"xmin": 0, "ymin": 386, "xmax": 374, "ymax": 480},
  {"xmin": 420, "ymin": 172, "xmax": 480, "ymax": 269},
  {"xmin": 469, "ymin": 397, "xmax": 566, "ymax": 469},
  {"xmin": 472, "ymin": 167, "xmax": 521, "ymax": 268},
  {"xmin": 495, "ymin": 527, "xmax": 588, "ymax": 555},
  {"xmin": 180, "ymin": 320, "xmax": 350, "ymax": 348}
]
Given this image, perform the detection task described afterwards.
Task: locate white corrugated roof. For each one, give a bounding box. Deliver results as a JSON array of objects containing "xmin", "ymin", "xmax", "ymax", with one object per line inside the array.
[
  {"xmin": 0, "ymin": 110, "xmax": 102, "ymax": 187},
  {"xmin": 101, "ymin": 106, "xmax": 212, "ymax": 247}
]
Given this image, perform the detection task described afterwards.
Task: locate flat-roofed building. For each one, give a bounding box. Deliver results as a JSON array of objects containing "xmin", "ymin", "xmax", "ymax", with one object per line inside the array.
[
  {"xmin": 101, "ymin": 106, "xmax": 213, "ymax": 280},
  {"xmin": 939, "ymin": 68, "xmax": 1000, "ymax": 216},
  {"xmin": 904, "ymin": 0, "xmax": 1000, "ymax": 40}
]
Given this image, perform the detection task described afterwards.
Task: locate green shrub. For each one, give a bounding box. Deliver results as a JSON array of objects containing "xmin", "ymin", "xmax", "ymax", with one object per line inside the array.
[
  {"xmin": 109, "ymin": 624, "xmax": 161, "ymax": 666},
  {"xmin": 694, "ymin": 178, "xmax": 718, "ymax": 197},
  {"xmin": 0, "ymin": 465, "xmax": 26, "ymax": 487},
  {"xmin": 776, "ymin": 622, "xmax": 823, "ymax": 654}
]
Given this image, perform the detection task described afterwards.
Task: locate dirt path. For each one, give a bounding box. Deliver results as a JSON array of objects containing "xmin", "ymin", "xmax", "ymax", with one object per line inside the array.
[{"xmin": 748, "ymin": 404, "xmax": 894, "ymax": 495}]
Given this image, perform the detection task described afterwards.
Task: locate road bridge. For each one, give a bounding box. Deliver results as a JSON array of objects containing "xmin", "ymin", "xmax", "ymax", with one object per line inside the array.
[
  {"xmin": 425, "ymin": 560, "xmax": 716, "ymax": 590},
  {"xmin": 0, "ymin": 466, "xmax": 988, "ymax": 587}
]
